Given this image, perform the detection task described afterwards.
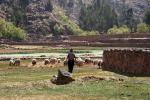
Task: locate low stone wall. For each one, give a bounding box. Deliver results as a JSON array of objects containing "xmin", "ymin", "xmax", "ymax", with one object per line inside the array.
[{"xmin": 102, "ymin": 49, "xmax": 150, "ymax": 75}]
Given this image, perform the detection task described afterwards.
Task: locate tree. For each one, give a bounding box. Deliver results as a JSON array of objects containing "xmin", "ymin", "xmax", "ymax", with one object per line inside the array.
[
  {"xmin": 0, "ymin": 32, "xmax": 2, "ymax": 37},
  {"xmin": 117, "ymin": 1, "xmax": 139, "ymax": 32},
  {"xmin": 67, "ymin": 0, "xmax": 74, "ymax": 8},
  {"xmin": 45, "ymin": 0, "xmax": 53, "ymax": 12},
  {"xmin": 58, "ymin": 0, "xmax": 67, "ymax": 8},
  {"xmin": 19, "ymin": 0, "xmax": 29, "ymax": 10},
  {"xmin": 144, "ymin": 10, "xmax": 150, "ymax": 25},
  {"xmin": 79, "ymin": 0, "xmax": 118, "ymax": 32}
]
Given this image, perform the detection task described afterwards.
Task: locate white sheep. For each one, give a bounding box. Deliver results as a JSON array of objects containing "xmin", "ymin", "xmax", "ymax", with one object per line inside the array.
[
  {"xmin": 9, "ymin": 58, "xmax": 15, "ymax": 66},
  {"xmin": 14, "ymin": 58, "xmax": 21, "ymax": 66},
  {"xmin": 32, "ymin": 59, "xmax": 37, "ymax": 66},
  {"xmin": 44, "ymin": 59, "xmax": 50, "ymax": 65},
  {"xmin": 50, "ymin": 58, "xmax": 57, "ymax": 64}
]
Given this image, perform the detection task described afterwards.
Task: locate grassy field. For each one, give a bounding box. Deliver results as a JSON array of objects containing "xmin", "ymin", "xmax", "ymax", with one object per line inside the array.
[
  {"xmin": 0, "ymin": 45, "xmax": 104, "ymax": 54},
  {"xmin": 0, "ymin": 61, "xmax": 150, "ymax": 100}
]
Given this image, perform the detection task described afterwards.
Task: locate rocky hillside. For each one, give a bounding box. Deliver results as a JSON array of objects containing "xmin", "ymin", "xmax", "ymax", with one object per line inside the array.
[
  {"xmin": 110, "ymin": 0, "xmax": 150, "ymax": 19},
  {"xmin": 56, "ymin": 0, "xmax": 149, "ymax": 24},
  {"xmin": 0, "ymin": 0, "xmax": 149, "ymax": 38}
]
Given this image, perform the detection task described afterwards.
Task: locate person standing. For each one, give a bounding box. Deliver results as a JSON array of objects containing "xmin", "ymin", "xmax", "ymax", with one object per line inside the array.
[{"xmin": 67, "ymin": 49, "xmax": 76, "ymax": 73}]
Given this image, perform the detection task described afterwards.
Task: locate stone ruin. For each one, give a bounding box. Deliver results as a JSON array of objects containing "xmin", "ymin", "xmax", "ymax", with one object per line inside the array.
[{"xmin": 102, "ymin": 49, "xmax": 150, "ymax": 75}]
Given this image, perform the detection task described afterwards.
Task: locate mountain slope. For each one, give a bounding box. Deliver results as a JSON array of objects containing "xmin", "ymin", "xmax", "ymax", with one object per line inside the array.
[{"xmin": 0, "ymin": 0, "xmax": 149, "ymax": 38}]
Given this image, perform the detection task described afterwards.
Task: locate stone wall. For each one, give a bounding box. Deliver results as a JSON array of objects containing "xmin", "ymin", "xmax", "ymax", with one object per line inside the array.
[{"xmin": 102, "ymin": 49, "xmax": 150, "ymax": 75}]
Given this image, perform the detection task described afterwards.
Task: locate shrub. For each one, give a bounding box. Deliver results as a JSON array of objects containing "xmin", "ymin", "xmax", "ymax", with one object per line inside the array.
[
  {"xmin": 0, "ymin": 19, "xmax": 26, "ymax": 40},
  {"xmin": 53, "ymin": 24, "xmax": 64, "ymax": 36},
  {"xmin": 107, "ymin": 25, "xmax": 130, "ymax": 35},
  {"xmin": 137, "ymin": 23, "xmax": 149, "ymax": 33}
]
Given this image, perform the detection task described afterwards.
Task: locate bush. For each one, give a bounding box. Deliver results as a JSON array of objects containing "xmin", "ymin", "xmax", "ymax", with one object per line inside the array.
[
  {"xmin": 107, "ymin": 25, "xmax": 130, "ymax": 35},
  {"xmin": 137, "ymin": 23, "xmax": 149, "ymax": 33},
  {"xmin": 0, "ymin": 19, "xmax": 26, "ymax": 40},
  {"xmin": 53, "ymin": 24, "xmax": 64, "ymax": 36}
]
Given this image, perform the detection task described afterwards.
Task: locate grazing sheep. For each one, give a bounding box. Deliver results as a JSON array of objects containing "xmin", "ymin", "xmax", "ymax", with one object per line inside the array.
[
  {"xmin": 14, "ymin": 59, "xmax": 21, "ymax": 66},
  {"xmin": 98, "ymin": 60, "xmax": 103, "ymax": 69},
  {"xmin": 44, "ymin": 59, "xmax": 50, "ymax": 65},
  {"xmin": 9, "ymin": 59, "xmax": 15, "ymax": 66},
  {"xmin": 32, "ymin": 59, "xmax": 37, "ymax": 66},
  {"xmin": 93, "ymin": 60, "xmax": 99, "ymax": 65},
  {"xmin": 76, "ymin": 57, "xmax": 84, "ymax": 67},
  {"xmin": 85, "ymin": 58, "xmax": 93, "ymax": 64},
  {"xmin": 57, "ymin": 59, "xmax": 61, "ymax": 63},
  {"xmin": 50, "ymin": 58, "xmax": 57, "ymax": 64}
]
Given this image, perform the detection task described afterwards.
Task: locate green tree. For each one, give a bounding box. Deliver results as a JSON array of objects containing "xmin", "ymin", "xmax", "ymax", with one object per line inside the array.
[
  {"xmin": 45, "ymin": 0, "xmax": 53, "ymax": 12},
  {"xmin": 67, "ymin": 0, "xmax": 74, "ymax": 8},
  {"xmin": 79, "ymin": 0, "xmax": 118, "ymax": 32},
  {"xmin": 58, "ymin": 0, "xmax": 67, "ymax": 8},
  {"xmin": 19, "ymin": 0, "xmax": 29, "ymax": 10},
  {"xmin": 5, "ymin": 0, "xmax": 28, "ymax": 27},
  {"xmin": 0, "ymin": 32, "xmax": 2, "ymax": 37},
  {"xmin": 144, "ymin": 10, "xmax": 150, "ymax": 25}
]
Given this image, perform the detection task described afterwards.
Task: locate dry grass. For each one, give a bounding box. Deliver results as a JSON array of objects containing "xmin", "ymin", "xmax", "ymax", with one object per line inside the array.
[{"xmin": 0, "ymin": 95, "xmax": 108, "ymax": 100}]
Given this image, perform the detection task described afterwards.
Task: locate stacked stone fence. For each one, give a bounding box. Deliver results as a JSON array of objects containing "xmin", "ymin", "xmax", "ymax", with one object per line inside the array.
[
  {"xmin": 69, "ymin": 33, "xmax": 150, "ymax": 42},
  {"xmin": 5, "ymin": 42, "xmax": 150, "ymax": 48},
  {"xmin": 102, "ymin": 49, "xmax": 150, "ymax": 75},
  {"xmin": 98, "ymin": 38, "xmax": 150, "ymax": 43}
]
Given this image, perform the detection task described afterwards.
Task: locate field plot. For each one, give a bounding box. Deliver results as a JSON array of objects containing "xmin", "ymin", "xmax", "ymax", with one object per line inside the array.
[
  {"xmin": 0, "ymin": 61, "xmax": 150, "ymax": 100},
  {"xmin": 0, "ymin": 45, "xmax": 103, "ymax": 60}
]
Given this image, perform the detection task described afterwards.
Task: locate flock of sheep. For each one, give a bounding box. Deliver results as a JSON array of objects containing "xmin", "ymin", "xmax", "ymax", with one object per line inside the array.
[{"xmin": 9, "ymin": 57, "xmax": 103, "ymax": 68}]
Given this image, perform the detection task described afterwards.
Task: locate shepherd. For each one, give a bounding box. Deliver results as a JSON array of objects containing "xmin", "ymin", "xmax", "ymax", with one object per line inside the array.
[{"xmin": 67, "ymin": 49, "xmax": 76, "ymax": 73}]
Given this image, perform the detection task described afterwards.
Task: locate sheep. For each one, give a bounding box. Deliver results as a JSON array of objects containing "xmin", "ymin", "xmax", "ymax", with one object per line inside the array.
[
  {"xmin": 57, "ymin": 59, "xmax": 61, "ymax": 63},
  {"xmin": 14, "ymin": 59, "xmax": 21, "ymax": 66},
  {"xmin": 85, "ymin": 58, "xmax": 93, "ymax": 64},
  {"xmin": 98, "ymin": 60, "xmax": 103, "ymax": 69},
  {"xmin": 93, "ymin": 59, "xmax": 99, "ymax": 65},
  {"xmin": 9, "ymin": 58, "xmax": 15, "ymax": 66},
  {"xmin": 50, "ymin": 58, "xmax": 57, "ymax": 64},
  {"xmin": 75, "ymin": 57, "xmax": 84, "ymax": 67},
  {"xmin": 32, "ymin": 59, "xmax": 37, "ymax": 66},
  {"xmin": 44, "ymin": 59, "xmax": 50, "ymax": 65}
]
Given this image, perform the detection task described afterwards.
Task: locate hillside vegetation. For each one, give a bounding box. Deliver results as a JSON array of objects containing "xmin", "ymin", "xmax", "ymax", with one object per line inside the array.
[
  {"xmin": 0, "ymin": 19, "xmax": 26, "ymax": 41},
  {"xmin": 0, "ymin": 0, "xmax": 149, "ymax": 41}
]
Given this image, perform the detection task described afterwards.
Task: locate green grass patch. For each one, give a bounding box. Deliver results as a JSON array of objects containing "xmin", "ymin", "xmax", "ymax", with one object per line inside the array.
[{"xmin": 0, "ymin": 61, "xmax": 150, "ymax": 99}]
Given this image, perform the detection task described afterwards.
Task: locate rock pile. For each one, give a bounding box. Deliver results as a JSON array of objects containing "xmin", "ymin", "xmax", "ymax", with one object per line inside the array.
[
  {"xmin": 51, "ymin": 69, "xmax": 75, "ymax": 85},
  {"xmin": 102, "ymin": 49, "xmax": 150, "ymax": 75}
]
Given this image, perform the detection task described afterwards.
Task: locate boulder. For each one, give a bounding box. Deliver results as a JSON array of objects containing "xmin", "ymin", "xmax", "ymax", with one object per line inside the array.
[{"xmin": 51, "ymin": 69, "xmax": 75, "ymax": 85}]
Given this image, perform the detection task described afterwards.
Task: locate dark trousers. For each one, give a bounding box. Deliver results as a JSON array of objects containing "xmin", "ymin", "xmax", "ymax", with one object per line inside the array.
[{"xmin": 68, "ymin": 60, "xmax": 74, "ymax": 73}]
